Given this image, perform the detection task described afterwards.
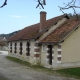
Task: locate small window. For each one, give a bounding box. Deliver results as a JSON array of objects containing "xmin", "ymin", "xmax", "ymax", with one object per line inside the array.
[
  {"xmin": 26, "ymin": 42, "xmax": 30, "ymax": 56},
  {"xmin": 42, "ymin": 45, "xmax": 45, "ymax": 52},
  {"xmin": 10, "ymin": 43, "xmax": 12, "ymax": 53},
  {"xmin": 10, "ymin": 43, "xmax": 12, "ymax": 46},
  {"xmin": 19, "ymin": 42, "xmax": 22, "ymax": 55}
]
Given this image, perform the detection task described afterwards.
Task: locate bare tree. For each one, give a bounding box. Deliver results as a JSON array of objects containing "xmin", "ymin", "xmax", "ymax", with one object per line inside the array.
[
  {"xmin": 0, "ymin": 0, "xmax": 7, "ymax": 8},
  {"xmin": 0, "ymin": 41, "xmax": 7, "ymax": 49},
  {"xmin": 0, "ymin": 0, "xmax": 46, "ymax": 9},
  {"xmin": 0, "ymin": 0, "xmax": 80, "ymax": 18},
  {"xmin": 58, "ymin": 0, "xmax": 80, "ymax": 19},
  {"xmin": 36, "ymin": 0, "xmax": 46, "ymax": 9}
]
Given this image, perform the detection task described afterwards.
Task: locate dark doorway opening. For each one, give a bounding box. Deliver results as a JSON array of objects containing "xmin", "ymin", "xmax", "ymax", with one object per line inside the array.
[{"xmin": 48, "ymin": 45, "xmax": 52, "ymax": 65}]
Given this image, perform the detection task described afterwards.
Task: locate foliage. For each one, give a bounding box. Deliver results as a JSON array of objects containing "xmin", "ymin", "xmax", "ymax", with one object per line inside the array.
[
  {"xmin": 0, "ymin": 30, "xmax": 20, "ymax": 39},
  {"xmin": 56, "ymin": 67, "xmax": 80, "ymax": 78},
  {"xmin": 0, "ymin": 41, "xmax": 7, "ymax": 47},
  {"xmin": 70, "ymin": 13, "xmax": 80, "ymax": 19}
]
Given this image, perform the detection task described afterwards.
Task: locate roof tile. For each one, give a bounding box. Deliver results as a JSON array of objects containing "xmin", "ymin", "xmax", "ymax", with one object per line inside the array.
[
  {"xmin": 40, "ymin": 19, "xmax": 80, "ymax": 43},
  {"xmin": 8, "ymin": 14, "xmax": 66, "ymax": 41}
]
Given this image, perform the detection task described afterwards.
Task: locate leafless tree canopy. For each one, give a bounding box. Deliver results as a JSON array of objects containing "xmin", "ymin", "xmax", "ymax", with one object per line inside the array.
[
  {"xmin": 1, "ymin": 0, "xmax": 80, "ymax": 10},
  {"xmin": 58, "ymin": 0, "xmax": 80, "ymax": 18},
  {"xmin": 36, "ymin": 0, "xmax": 46, "ymax": 9},
  {"xmin": 0, "ymin": 0, "xmax": 80, "ymax": 18},
  {"xmin": 0, "ymin": 0, "xmax": 46, "ymax": 9},
  {"xmin": 0, "ymin": 41, "xmax": 7, "ymax": 47},
  {"xmin": 0, "ymin": 0, "xmax": 7, "ymax": 8}
]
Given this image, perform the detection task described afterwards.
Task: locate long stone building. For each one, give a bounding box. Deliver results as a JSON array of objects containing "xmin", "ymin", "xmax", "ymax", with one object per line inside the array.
[{"xmin": 8, "ymin": 11, "xmax": 80, "ymax": 69}]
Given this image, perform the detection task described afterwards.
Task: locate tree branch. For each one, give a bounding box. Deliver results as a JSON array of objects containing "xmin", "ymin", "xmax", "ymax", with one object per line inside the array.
[
  {"xmin": 0, "ymin": 0, "xmax": 7, "ymax": 8},
  {"xmin": 59, "ymin": 0, "xmax": 80, "ymax": 19},
  {"xmin": 36, "ymin": 0, "xmax": 46, "ymax": 9}
]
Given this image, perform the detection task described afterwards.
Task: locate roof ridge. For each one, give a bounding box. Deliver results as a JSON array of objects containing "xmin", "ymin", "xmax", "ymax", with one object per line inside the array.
[
  {"xmin": 8, "ymin": 14, "xmax": 69, "ymax": 41},
  {"xmin": 46, "ymin": 14, "xmax": 65, "ymax": 21},
  {"xmin": 23, "ymin": 14, "xmax": 66, "ymax": 30},
  {"xmin": 23, "ymin": 23, "xmax": 40, "ymax": 29}
]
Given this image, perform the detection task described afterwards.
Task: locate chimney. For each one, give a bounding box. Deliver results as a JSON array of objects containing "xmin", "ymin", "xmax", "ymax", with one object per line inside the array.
[{"xmin": 40, "ymin": 11, "xmax": 46, "ymax": 32}]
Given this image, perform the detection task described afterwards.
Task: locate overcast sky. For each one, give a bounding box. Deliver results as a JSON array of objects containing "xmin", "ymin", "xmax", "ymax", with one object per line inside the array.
[{"xmin": 0, "ymin": 0, "xmax": 80, "ymax": 34}]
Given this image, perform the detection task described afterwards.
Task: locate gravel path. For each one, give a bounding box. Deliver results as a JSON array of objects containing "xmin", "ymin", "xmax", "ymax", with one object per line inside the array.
[{"xmin": 0, "ymin": 51, "xmax": 79, "ymax": 80}]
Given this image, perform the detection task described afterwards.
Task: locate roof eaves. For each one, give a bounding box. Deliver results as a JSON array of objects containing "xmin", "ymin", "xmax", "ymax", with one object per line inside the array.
[
  {"xmin": 8, "ymin": 37, "xmax": 35, "ymax": 42},
  {"xmin": 39, "ymin": 42, "xmax": 58, "ymax": 45}
]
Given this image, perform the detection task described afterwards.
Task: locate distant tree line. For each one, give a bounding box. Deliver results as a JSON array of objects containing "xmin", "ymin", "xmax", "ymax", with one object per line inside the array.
[
  {"xmin": 0, "ymin": 40, "xmax": 7, "ymax": 48},
  {"xmin": 0, "ymin": 30, "xmax": 20, "ymax": 39}
]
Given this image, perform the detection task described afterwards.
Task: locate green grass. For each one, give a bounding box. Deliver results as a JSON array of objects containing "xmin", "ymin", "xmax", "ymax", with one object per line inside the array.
[
  {"xmin": 6, "ymin": 56, "xmax": 31, "ymax": 67},
  {"xmin": 6, "ymin": 56, "xmax": 54, "ymax": 74},
  {"xmin": 56, "ymin": 67, "xmax": 80, "ymax": 78},
  {"xmin": 6, "ymin": 56, "xmax": 80, "ymax": 79}
]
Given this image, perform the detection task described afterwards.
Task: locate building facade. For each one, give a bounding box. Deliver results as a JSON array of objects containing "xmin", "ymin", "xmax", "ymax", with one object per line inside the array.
[{"xmin": 8, "ymin": 11, "xmax": 80, "ymax": 69}]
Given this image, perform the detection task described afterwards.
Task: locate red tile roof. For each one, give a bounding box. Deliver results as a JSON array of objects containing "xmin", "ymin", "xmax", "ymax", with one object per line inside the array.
[
  {"xmin": 40, "ymin": 19, "xmax": 80, "ymax": 44},
  {"xmin": 8, "ymin": 14, "xmax": 67, "ymax": 41}
]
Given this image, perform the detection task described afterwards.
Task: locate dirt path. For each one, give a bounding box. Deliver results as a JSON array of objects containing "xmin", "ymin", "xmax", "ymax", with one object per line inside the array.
[{"xmin": 0, "ymin": 51, "xmax": 79, "ymax": 80}]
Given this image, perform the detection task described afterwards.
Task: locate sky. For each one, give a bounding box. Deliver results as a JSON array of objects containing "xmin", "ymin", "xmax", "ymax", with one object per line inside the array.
[{"xmin": 0, "ymin": 0, "xmax": 80, "ymax": 34}]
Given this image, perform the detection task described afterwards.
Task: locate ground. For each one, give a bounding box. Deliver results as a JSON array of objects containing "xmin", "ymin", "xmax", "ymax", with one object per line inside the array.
[{"xmin": 0, "ymin": 51, "xmax": 79, "ymax": 80}]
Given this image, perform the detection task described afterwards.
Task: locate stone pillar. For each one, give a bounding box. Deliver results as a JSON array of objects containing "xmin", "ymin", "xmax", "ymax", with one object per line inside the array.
[
  {"xmin": 34, "ymin": 42, "xmax": 40, "ymax": 63},
  {"xmin": 57, "ymin": 43, "xmax": 62, "ymax": 63}
]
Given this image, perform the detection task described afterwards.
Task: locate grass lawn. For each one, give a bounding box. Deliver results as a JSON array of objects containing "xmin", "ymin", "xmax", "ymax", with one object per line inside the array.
[
  {"xmin": 56, "ymin": 67, "xmax": 80, "ymax": 79},
  {"xmin": 6, "ymin": 56, "xmax": 54, "ymax": 74},
  {"xmin": 6, "ymin": 56, "xmax": 80, "ymax": 79}
]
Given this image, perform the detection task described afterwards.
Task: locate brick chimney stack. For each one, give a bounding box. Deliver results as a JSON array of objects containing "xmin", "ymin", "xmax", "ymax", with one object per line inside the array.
[{"xmin": 40, "ymin": 11, "xmax": 46, "ymax": 32}]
